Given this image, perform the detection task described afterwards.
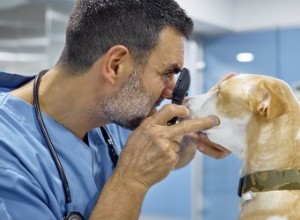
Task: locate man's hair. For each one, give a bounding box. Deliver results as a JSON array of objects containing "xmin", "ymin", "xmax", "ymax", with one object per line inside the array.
[{"xmin": 56, "ymin": 0, "xmax": 193, "ymax": 74}]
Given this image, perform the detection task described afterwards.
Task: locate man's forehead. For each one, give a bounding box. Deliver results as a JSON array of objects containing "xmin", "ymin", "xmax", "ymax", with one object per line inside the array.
[{"xmin": 142, "ymin": 27, "xmax": 184, "ymax": 71}]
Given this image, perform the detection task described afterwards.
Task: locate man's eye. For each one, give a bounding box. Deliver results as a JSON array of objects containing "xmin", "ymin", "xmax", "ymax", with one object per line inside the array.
[
  {"xmin": 165, "ymin": 72, "xmax": 174, "ymax": 79},
  {"xmin": 165, "ymin": 71, "xmax": 172, "ymax": 76},
  {"xmin": 161, "ymin": 72, "xmax": 174, "ymax": 85}
]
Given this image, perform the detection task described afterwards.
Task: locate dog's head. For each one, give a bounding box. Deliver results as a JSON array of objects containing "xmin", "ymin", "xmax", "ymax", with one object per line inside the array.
[{"xmin": 184, "ymin": 74, "xmax": 297, "ymax": 159}]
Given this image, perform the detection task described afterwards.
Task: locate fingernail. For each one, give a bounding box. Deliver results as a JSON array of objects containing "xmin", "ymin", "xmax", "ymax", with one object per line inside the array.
[{"xmin": 210, "ymin": 117, "xmax": 220, "ymax": 126}]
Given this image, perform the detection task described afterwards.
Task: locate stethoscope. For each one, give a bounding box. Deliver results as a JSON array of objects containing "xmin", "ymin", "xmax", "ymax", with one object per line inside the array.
[{"xmin": 33, "ymin": 70, "xmax": 119, "ymax": 220}]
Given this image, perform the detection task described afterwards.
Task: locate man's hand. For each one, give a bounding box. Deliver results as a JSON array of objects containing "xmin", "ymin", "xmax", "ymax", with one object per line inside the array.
[
  {"xmin": 115, "ymin": 104, "xmax": 220, "ymax": 188},
  {"xmin": 92, "ymin": 104, "xmax": 220, "ymax": 219}
]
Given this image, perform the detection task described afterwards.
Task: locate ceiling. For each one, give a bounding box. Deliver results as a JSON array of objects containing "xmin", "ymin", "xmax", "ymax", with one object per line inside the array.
[
  {"xmin": 1, "ymin": 0, "xmax": 300, "ymax": 37},
  {"xmin": 0, "ymin": 0, "xmax": 298, "ymax": 73},
  {"xmin": 177, "ymin": 0, "xmax": 300, "ymax": 36}
]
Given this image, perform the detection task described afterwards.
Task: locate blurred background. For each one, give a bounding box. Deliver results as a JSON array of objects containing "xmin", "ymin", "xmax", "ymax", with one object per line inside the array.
[{"xmin": 1, "ymin": 0, "xmax": 299, "ymax": 219}]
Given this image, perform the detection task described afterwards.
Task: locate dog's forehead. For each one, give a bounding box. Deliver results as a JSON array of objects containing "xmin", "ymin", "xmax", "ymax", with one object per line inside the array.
[{"xmin": 221, "ymin": 74, "xmax": 263, "ymax": 93}]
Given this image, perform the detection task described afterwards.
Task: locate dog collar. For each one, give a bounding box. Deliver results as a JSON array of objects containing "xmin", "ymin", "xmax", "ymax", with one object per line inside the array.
[{"xmin": 238, "ymin": 169, "xmax": 300, "ymax": 197}]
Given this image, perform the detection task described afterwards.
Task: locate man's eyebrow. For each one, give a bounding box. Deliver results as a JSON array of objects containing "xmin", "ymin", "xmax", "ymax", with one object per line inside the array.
[{"xmin": 166, "ymin": 63, "xmax": 182, "ymax": 74}]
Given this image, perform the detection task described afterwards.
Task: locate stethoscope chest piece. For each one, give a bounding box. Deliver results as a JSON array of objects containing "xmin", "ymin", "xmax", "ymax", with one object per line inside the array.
[{"xmin": 64, "ymin": 211, "xmax": 84, "ymax": 220}]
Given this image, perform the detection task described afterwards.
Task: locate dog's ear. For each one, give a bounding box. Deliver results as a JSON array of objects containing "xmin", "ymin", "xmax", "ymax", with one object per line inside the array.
[{"xmin": 249, "ymin": 79, "xmax": 290, "ymax": 120}]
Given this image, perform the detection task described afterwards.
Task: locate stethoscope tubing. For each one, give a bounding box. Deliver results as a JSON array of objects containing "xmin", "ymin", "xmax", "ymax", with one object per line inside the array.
[
  {"xmin": 33, "ymin": 70, "xmax": 74, "ymax": 217},
  {"xmin": 32, "ymin": 70, "xmax": 118, "ymax": 220},
  {"xmin": 33, "ymin": 70, "xmax": 72, "ymax": 204}
]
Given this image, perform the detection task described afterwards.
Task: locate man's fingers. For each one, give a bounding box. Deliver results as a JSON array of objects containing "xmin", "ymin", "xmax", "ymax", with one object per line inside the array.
[
  {"xmin": 149, "ymin": 104, "xmax": 189, "ymax": 125},
  {"xmin": 167, "ymin": 139, "xmax": 180, "ymax": 153},
  {"xmin": 167, "ymin": 116, "xmax": 220, "ymax": 139}
]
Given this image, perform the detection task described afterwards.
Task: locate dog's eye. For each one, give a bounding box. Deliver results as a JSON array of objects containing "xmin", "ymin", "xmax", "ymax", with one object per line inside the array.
[{"xmin": 216, "ymin": 86, "xmax": 222, "ymax": 96}]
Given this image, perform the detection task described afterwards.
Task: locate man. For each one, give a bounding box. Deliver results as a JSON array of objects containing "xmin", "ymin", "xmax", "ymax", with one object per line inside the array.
[{"xmin": 0, "ymin": 0, "xmax": 230, "ymax": 219}]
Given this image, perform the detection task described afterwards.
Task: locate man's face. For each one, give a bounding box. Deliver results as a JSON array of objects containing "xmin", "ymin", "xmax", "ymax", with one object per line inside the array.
[
  {"xmin": 102, "ymin": 27, "xmax": 185, "ymax": 130},
  {"xmin": 142, "ymin": 27, "xmax": 185, "ymax": 104}
]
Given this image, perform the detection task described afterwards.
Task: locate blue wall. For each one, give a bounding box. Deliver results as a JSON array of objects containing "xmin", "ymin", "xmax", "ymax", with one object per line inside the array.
[
  {"xmin": 203, "ymin": 30, "xmax": 278, "ymax": 90},
  {"xmin": 201, "ymin": 27, "xmax": 300, "ymax": 220},
  {"xmin": 142, "ymin": 165, "xmax": 193, "ymax": 220},
  {"xmin": 279, "ymin": 28, "xmax": 300, "ymax": 85}
]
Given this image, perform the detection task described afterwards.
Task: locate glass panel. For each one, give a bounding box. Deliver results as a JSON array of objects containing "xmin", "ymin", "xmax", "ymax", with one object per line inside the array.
[{"xmin": 0, "ymin": 1, "xmax": 73, "ymax": 75}]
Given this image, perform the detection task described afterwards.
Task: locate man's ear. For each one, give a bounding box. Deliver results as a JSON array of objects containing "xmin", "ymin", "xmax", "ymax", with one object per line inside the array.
[
  {"xmin": 100, "ymin": 45, "xmax": 131, "ymax": 85},
  {"xmin": 249, "ymin": 79, "xmax": 290, "ymax": 120}
]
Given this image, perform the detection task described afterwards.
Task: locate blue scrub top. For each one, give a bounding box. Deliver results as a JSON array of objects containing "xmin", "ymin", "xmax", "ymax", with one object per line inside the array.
[{"xmin": 0, "ymin": 72, "xmax": 131, "ymax": 219}]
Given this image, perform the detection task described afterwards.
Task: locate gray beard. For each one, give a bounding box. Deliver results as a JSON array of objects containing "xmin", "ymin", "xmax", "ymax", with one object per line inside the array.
[{"xmin": 101, "ymin": 69, "xmax": 157, "ymax": 130}]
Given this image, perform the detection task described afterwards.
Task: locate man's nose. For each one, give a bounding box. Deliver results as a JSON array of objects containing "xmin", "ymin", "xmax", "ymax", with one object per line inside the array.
[{"xmin": 161, "ymin": 79, "xmax": 176, "ymax": 99}]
